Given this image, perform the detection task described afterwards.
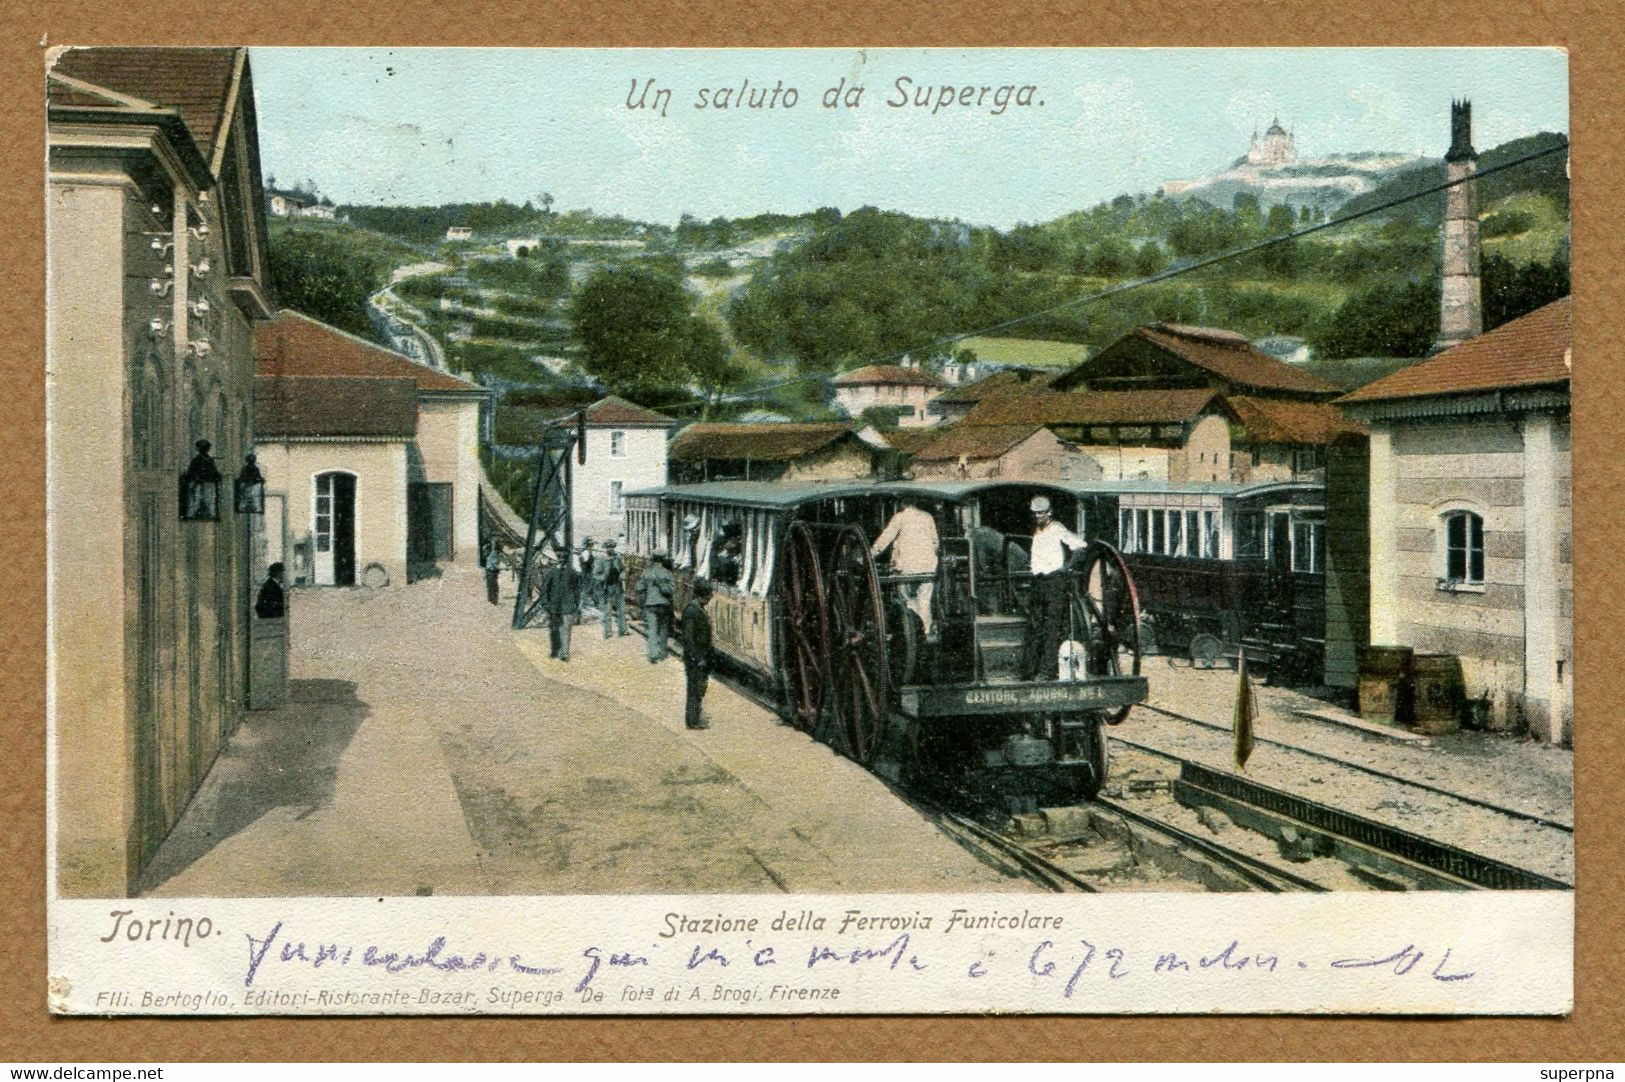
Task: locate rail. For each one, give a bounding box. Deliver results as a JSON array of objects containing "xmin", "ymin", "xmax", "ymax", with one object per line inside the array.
[
  {"xmin": 1175, "ymin": 759, "xmax": 1569, "ymax": 891},
  {"xmin": 1133, "ymin": 702, "xmax": 1574, "ymax": 834},
  {"xmin": 1092, "ymin": 796, "xmax": 1326, "ymax": 893},
  {"xmin": 931, "ymin": 811, "xmax": 1098, "ymax": 893}
]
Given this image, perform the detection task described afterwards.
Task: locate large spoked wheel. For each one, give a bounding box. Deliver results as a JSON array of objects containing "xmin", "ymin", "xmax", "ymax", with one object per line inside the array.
[
  {"xmin": 885, "ymin": 588, "xmax": 923, "ymax": 689},
  {"xmin": 1073, "ymin": 540, "xmax": 1143, "ymax": 725},
  {"xmin": 825, "ymin": 525, "xmax": 891, "ymax": 764},
  {"xmin": 775, "ymin": 521, "xmax": 831, "ymax": 733},
  {"xmin": 1079, "ymin": 718, "xmax": 1109, "ymax": 800}
]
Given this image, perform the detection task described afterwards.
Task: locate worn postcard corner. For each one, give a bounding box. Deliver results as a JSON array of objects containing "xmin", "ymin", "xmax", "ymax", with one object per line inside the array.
[{"xmin": 45, "ymin": 45, "xmax": 1573, "ymax": 1018}]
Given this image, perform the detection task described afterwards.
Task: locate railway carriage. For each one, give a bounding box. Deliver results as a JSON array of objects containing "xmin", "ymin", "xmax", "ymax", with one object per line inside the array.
[
  {"xmin": 623, "ymin": 478, "xmax": 1150, "ymax": 806},
  {"xmin": 1069, "ymin": 480, "xmax": 1327, "ymax": 679}
]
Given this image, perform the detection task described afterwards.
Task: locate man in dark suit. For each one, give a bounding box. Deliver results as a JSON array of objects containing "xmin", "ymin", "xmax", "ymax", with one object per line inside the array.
[
  {"xmin": 539, "ymin": 550, "xmax": 580, "ymax": 661},
  {"xmin": 681, "ymin": 578, "xmax": 715, "ymax": 730},
  {"xmin": 254, "ymin": 562, "xmax": 286, "ymax": 619}
]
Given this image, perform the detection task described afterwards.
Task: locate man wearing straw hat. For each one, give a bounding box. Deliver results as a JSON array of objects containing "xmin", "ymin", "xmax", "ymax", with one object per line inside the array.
[{"xmin": 1022, "ymin": 494, "xmax": 1085, "ymax": 681}]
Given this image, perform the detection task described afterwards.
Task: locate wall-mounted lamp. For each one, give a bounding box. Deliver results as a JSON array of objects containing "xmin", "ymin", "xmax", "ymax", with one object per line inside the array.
[
  {"xmin": 234, "ymin": 453, "xmax": 266, "ymax": 515},
  {"xmin": 147, "ymin": 317, "xmax": 170, "ymax": 337},
  {"xmin": 149, "ymin": 279, "xmax": 174, "ymax": 298},
  {"xmin": 186, "ymin": 340, "xmax": 212, "ymax": 358},
  {"xmin": 178, "ymin": 439, "xmax": 221, "ymax": 522},
  {"xmin": 188, "ymin": 223, "xmax": 210, "ymax": 241},
  {"xmin": 190, "ymin": 299, "xmax": 211, "ymax": 318},
  {"xmin": 189, "ymin": 258, "xmax": 211, "ymax": 279},
  {"xmin": 149, "ymin": 238, "xmax": 175, "ymax": 256}
]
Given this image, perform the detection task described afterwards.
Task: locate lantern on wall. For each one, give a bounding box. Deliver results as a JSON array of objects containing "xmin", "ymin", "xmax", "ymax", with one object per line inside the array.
[
  {"xmin": 234, "ymin": 453, "xmax": 266, "ymax": 515},
  {"xmin": 178, "ymin": 439, "xmax": 221, "ymax": 521}
]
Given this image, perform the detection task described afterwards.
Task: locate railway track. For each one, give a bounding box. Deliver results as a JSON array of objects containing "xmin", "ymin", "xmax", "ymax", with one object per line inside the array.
[
  {"xmin": 1137, "ymin": 700, "xmax": 1573, "ymax": 835},
  {"xmin": 554, "ymin": 610, "xmax": 1568, "ymax": 894},
  {"xmin": 1108, "ymin": 732, "xmax": 1572, "ymax": 891},
  {"xmin": 1091, "ymin": 795, "xmax": 1326, "ymax": 892},
  {"xmin": 696, "ymin": 658, "xmax": 1343, "ymax": 893}
]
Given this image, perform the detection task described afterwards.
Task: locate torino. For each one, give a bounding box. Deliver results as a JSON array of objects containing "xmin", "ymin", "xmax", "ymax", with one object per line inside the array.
[
  {"xmin": 99, "ymin": 908, "xmax": 214, "ymax": 947},
  {"xmin": 886, "ymin": 76, "xmax": 1040, "ymax": 116}
]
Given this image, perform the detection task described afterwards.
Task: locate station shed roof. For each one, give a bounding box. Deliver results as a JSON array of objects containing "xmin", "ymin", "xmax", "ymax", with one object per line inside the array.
[{"xmin": 669, "ymin": 422, "xmax": 860, "ymax": 462}]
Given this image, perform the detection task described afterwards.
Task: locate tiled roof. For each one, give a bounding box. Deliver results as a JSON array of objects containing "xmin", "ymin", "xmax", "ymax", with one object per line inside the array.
[
  {"xmin": 1339, "ymin": 298, "xmax": 1572, "ymax": 403},
  {"xmin": 1056, "ymin": 322, "xmax": 1343, "ymax": 396},
  {"xmin": 255, "ymin": 377, "xmax": 417, "ymax": 440},
  {"xmin": 833, "ymin": 364, "xmax": 946, "ymax": 388},
  {"xmin": 255, "ymin": 311, "xmax": 483, "ymax": 394},
  {"xmin": 1227, "ymin": 396, "xmax": 1367, "ymax": 444},
  {"xmin": 962, "ymin": 388, "xmax": 1227, "ymax": 428},
  {"xmin": 910, "ymin": 424, "xmax": 1047, "ymax": 462},
  {"xmin": 670, "ymin": 423, "xmax": 860, "ymax": 462},
  {"xmin": 49, "ymin": 47, "xmax": 239, "ymax": 162},
  {"xmin": 1136, "ymin": 323, "xmax": 1344, "ymax": 394},
  {"xmin": 933, "ymin": 368, "xmax": 1056, "ymax": 405},
  {"xmin": 875, "ymin": 427, "xmax": 945, "ymax": 454},
  {"xmin": 584, "ymin": 395, "xmax": 674, "ymax": 427}
]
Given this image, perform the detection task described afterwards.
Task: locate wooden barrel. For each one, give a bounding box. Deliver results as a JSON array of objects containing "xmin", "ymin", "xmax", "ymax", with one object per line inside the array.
[
  {"xmin": 1411, "ymin": 654, "xmax": 1465, "ymax": 734},
  {"xmin": 1358, "ymin": 645, "xmax": 1413, "ymax": 724}
]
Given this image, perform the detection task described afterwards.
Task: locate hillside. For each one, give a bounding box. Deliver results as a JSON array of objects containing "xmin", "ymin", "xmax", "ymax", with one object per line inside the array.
[
  {"xmin": 268, "ymin": 128, "xmax": 1568, "ymax": 434},
  {"xmin": 1160, "ymin": 151, "xmax": 1428, "ymax": 216}
]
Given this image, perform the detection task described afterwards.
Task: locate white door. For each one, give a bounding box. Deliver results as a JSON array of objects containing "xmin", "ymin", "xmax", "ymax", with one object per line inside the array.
[{"xmin": 313, "ymin": 473, "xmax": 335, "ymax": 585}]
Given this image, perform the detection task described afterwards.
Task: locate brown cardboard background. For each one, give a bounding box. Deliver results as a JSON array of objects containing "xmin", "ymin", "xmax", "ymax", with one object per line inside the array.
[{"xmin": 3, "ymin": 1, "xmax": 1618, "ymax": 1062}]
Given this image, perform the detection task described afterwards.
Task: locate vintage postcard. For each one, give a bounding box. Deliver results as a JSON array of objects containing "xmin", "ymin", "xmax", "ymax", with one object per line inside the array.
[{"xmin": 45, "ymin": 46, "xmax": 1573, "ymax": 1016}]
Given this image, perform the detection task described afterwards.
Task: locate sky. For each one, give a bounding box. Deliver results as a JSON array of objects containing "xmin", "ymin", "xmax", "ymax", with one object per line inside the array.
[{"xmin": 250, "ymin": 48, "xmax": 1568, "ymax": 230}]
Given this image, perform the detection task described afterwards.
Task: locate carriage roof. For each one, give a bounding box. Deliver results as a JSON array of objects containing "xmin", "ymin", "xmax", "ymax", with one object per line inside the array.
[{"xmin": 626, "ymin": 476, "xmax": 1318, "ymax": 511}]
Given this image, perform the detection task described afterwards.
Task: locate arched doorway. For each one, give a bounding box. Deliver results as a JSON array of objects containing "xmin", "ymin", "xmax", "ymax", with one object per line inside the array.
[{"xmin": 313, "ymin": 471, "xmax": 357, "ymax": 586}]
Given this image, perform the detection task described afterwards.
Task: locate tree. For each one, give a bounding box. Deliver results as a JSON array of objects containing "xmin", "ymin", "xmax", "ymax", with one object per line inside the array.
[
  {"xmin": 1134, "ymin": 240, "xmax": 1167, "ymax": 278},
  {"xmin": 1307, "ymin": 277, "xmax": 1439, "ymax": 359},
  {"xmin": 1483, "ymin": 252, "xmax": 1569, "ymax": 330},
  {"xmin": 570, "ymin": 265, "xmax": 740, "ymax": 401},
  {"xmin": 268, "ymin": 227, "xmax": 387, "ymax": 340}
]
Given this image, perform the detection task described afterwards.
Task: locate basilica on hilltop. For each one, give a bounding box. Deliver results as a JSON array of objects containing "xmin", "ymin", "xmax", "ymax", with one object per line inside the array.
[{"xmin": 1246, "ymin": 118, "xmax": 1297, "ymax": 167}]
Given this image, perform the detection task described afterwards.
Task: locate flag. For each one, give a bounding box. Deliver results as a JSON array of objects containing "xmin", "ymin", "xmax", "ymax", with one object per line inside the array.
[{"xmin": 1233, "ymin": 647, "xmax": 1257, "ymax": 771}]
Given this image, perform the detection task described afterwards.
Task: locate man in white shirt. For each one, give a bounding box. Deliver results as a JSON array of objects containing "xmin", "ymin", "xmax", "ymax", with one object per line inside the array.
[
  {"xmin": 872, "ymin": 500, "xmax": 939, "ymax": 637},
  {"xmin": 1023, "ymin": 494, "xmax": 1085, "ymax": 680}
]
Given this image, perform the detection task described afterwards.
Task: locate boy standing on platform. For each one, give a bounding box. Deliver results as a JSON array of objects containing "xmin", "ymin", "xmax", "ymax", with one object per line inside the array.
[{"xmin": 682, "ymin": 579, "xmax": 715, "ymax": 730}]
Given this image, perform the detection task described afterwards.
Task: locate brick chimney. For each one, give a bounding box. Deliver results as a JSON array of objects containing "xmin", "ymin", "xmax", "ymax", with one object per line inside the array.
[{"xmin": 1434, "ymin": 99, "xmax": 1483, "ymax": 353}]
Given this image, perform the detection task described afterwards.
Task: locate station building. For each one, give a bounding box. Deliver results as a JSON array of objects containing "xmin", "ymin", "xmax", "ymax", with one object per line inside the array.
[
  {"xmin": 1340, "ymin": 298, "xmax": 1572, "ymax": 743},
  {"xmin": 253, "ymin": 311, "xmax": 487, "ymax": 587},
  {"xmin": 48, "ymin": 47, "xmax": 275, "ymax": 895}
]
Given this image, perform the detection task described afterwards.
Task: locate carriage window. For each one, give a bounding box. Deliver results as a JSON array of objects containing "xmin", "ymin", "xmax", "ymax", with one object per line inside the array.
[
  {"xmin": 1443, "ymin": 510, "xmax": 1484, "ymax": 585},
  {"xmin": 1135, "ymin": 510, "xmax": 1150, "ymax": 555},
  {"xmin": 1293, "ymin": 520, "xmax": 1324, "ymax": 574},
  {"xmin": 1184, "ymin": 511, "xmax": 1200, "ymax": 557},
  {"xmin": 1151, "ymin": 510, "xmax": 1165, "ymax": 554},
  {"xmin": 1119, "ymin": 509, "xmax": 1134, "ymax": 552},
  {"xmin": 1167, "ymin": 510, "xmax": 1183, "ymax": 556},
  {"xmin": 1233, "ymin": 511, "xmax": 1262, "ymax": 558}
]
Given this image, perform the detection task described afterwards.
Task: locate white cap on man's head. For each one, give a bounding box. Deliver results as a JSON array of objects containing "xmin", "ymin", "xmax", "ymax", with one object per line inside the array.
[{"xmin": 1030, "ymin": 495, "xmax": 1052, "ymax": 514}]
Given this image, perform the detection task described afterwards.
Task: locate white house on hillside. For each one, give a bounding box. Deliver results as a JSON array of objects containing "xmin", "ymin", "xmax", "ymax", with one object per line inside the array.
[
  {"xmin": 833, "ymin": 363, "xmax": 946, "ymax": 428},
  {"xmin": 571, "ymin": 396, "xmax": 676, "ymax": 544}
]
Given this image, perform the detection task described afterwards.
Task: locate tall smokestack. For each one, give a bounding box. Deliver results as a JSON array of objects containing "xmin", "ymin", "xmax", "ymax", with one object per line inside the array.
[{"xmin": 1434, "ymin": 99, "xmax": 1482, "ymax": 353}]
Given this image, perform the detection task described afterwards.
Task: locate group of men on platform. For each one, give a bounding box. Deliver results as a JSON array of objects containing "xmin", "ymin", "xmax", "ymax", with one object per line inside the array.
[{"xmin": 484, "ymin": 536, "xmax": 716, "ymax": 731}]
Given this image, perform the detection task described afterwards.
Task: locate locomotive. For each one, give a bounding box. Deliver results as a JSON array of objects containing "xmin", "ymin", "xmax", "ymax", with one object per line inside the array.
[{"xmin": 622, "ymin": 478, "xmax": 1149, "ymax": 805}]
